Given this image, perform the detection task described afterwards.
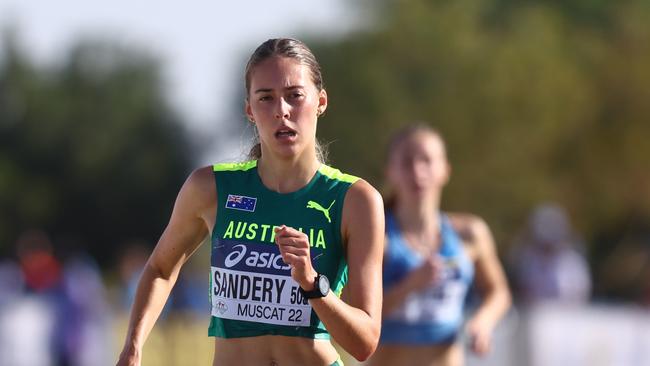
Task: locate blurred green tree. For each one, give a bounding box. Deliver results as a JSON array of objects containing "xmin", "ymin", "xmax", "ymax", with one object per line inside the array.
[
  {"xmin": 0, "ymin": 31, "xmax": 194, "ymax": 266},
  {"xmin": 310, "ymin": 0, "xmax": 650, "ymax": 300}
]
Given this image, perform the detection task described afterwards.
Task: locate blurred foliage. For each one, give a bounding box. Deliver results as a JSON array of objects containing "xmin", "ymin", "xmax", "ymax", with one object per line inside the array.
[
  {"xmin": 1, "ymin": 0, "xmax": 648, "ymax": 302},
  {"xmin": 0, "ymin": 30, "xmax": 194, "ymax": 265},
  {"xmin": 311, "ymin": 0, "xmax": 650, "ymax": 300}
]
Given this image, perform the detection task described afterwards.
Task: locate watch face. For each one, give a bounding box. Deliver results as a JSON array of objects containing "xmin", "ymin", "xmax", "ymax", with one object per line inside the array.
[{"xmin": 318, "ymin": 275, "xmax": 330, "ymax": 294}]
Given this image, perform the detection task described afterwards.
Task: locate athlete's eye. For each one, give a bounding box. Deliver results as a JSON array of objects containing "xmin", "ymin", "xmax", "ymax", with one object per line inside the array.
[
  {"xmin": 289, "ymin": 92, "xmax": 304, "ymax": 100},
  {"xmin": 259, "ymin": 95, "xmax": 272, "ymax": 102}
]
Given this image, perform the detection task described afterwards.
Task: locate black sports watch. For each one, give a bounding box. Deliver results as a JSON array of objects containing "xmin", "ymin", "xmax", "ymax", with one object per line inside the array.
[{"xmin": 299, "ymin": 273, "xmax": 330, "ymax": 299}]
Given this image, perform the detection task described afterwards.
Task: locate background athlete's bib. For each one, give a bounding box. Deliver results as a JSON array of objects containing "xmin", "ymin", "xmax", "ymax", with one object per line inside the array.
[{"xmin": 390, "ymin": 257, "xmax": 467, "ymax": 324}]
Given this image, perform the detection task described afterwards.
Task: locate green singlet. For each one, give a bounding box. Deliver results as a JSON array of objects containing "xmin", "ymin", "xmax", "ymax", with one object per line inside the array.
[{"xmin": 208, "ymin": 160, "xmax": 359, "ymax": 340}]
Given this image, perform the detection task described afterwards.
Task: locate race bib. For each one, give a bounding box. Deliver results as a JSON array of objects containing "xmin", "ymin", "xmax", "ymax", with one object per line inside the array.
[
  {"xmin": 390, "ymin": 258, "xmax": 468, "ymax": 324},
  {"xmin": 211, "ymin": 240, "xmax": 312, "ymax": 327}
]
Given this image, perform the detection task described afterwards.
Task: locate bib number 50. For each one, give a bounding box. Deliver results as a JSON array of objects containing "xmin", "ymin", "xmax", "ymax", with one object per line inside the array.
[{"xmin": 290, "ymin": 286, "xmax": 308, "ymax": 305}]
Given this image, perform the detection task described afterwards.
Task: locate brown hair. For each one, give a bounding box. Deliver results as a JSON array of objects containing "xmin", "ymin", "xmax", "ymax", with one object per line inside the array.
[
  {"xmin": 244, "ymin": 38, "xmax": 327, "ymax": 161},
  {"xmin": 386, "ymin": 122, "xmax": 445, "ymax": 161}
]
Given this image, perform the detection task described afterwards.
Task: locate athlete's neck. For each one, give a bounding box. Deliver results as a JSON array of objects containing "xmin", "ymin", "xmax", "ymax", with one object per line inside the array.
[
  {"xmin": 394, "ymin": 194, "xmax": 441, "ymax": 236},
  {"xmin": 257, "ymin": 150, "xmax": 320, "ymax": 194}
]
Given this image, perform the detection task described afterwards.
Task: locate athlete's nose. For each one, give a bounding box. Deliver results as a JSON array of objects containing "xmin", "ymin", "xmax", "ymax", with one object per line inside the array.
[
  {"xmin": 274, "ymin": 98, "xmax": 291, "ymax": 120},
  {"xmin": 412, "ymin": 160, "xmax": 431, "ymax": 184}
]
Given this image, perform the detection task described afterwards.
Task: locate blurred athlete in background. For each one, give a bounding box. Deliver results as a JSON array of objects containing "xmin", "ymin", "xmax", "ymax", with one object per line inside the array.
[{"xmin": 367, "ymin": 124, "xmax": 511, "ymax": 366}]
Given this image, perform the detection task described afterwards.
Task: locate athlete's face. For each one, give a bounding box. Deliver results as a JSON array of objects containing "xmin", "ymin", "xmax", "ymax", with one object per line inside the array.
[
  {"xmin": 387, "ymin": 132, "xmax": 450, "ymax": 201},
  {"xmin": 245, "ymin": 56, "xmax": 327, "ymax": 160}
]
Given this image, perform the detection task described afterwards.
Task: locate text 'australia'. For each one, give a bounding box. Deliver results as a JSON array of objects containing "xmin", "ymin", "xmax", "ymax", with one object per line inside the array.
[{"xmin": 222, "ymin": 220, "xmax": 328, "ymax": 249}]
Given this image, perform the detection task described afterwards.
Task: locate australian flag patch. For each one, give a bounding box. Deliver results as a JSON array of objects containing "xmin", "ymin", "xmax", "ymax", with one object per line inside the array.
[{"xmin": 225, "ymin": 194, "xmax": 257, "ymax": 212}]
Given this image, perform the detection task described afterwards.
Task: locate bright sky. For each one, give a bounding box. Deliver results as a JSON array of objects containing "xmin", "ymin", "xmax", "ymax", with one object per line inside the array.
[{"xmin": 0, "ymin": 0, "xmax": 365, "ymax": 162}]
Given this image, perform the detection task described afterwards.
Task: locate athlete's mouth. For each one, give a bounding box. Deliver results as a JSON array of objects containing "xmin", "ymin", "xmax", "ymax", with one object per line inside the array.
[{"xmin": 275, "ymin": 128, "xmax": 297, "ymax": 138}]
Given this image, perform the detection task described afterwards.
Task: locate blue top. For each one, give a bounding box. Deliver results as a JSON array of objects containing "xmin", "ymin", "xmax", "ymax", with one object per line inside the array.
[{"xmin": 380, "ymin": 212, "xmax": 474, "ymax": 344}]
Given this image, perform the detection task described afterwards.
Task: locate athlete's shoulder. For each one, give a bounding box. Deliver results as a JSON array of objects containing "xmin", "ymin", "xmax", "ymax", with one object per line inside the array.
[
  {"xmin": 446, "ymin": 212, "xmax": 493, "ymax": 248},
  {"xmin": 318, "ymin": 164, "xmax": 360, "ymax": 184},
  {"xmin": 184, "ymin": 166, "xmax": 216, "ymax": 198},
  {"xmin": 212, "ymin": 159, "xmax": 258, "ymax": 172},
  {"xmin": 349, "ymin": 178, "xmax": 382, "ymax": 202},
  {"xmin": 342, "ymin": 178, "xmax": 383, "ymax": 222},
  {"xmin": 172, "ymin": 166, "xmax": 216, "ymax": 216},
  {"xmin": 447, "ymin": 212, "xmax": 486, "ymax": 229}
]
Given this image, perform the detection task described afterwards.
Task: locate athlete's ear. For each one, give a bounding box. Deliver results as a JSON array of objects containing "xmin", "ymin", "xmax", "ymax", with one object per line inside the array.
[
  {"xmin": 245, "ymin": 98, "xmax": 255, "ymax": 123},
  {"xmin": 317, "ymin": 89, "xmax": 328, "ymax": 117}
]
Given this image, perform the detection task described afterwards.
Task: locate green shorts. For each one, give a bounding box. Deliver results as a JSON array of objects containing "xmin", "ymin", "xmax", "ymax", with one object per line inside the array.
[{"xmin": 330, "ymin": 355, "xmax": 344, "ymax": 366}]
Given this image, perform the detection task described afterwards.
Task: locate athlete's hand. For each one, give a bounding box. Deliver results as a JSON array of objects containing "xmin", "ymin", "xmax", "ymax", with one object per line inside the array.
[
  {"xmin": 274, "ymin": 225, "xmax": 317, "ymax": 290},
  {"xmin": 116, "ymin": 346, "xmax": 141, "ymax": 366},
  {"xmin": 407, "ymin": 256, "xmax": 443, "ymax": 291},
  {"xmin": 465, "ymin": 315, "xmax": 494, "ymax": 356}
]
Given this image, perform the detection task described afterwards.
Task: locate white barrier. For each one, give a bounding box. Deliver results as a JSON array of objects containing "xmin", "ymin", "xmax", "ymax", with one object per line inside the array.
[{"xmin": 467, "ymin": 304, "xmax": 650, "ymax": 366}]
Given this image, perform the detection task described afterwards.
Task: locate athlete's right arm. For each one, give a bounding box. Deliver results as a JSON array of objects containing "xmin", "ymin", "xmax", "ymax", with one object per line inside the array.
[
  {"xmin": 116, "ymin": 166, "xmax": 216, "ymax": 366},
  {"xmin": 381, "ymin": 255, "xmax": 443, "ymax": 316}
]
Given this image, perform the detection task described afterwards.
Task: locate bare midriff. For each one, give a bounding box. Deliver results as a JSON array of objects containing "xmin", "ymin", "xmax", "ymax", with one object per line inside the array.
[
  {"xmin": 212, "ymin": 335, "xmax": 339, "ymax": 366},
  {"xmin": 366, "ymin": 343, "xmax": 463, "ymax": 366}
]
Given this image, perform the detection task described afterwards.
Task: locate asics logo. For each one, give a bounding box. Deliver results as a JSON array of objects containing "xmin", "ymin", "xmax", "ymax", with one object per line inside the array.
[
  {"xmin": 223, "ymin": 244, "xmax": 290, "ymax": 270},
  {"xmin": 306, "ymin": 200, "xmax": 335, "ymax": 223},
  {"xmin": 224, "ymin": 244, "xmax": 247, "ymax": 267}
]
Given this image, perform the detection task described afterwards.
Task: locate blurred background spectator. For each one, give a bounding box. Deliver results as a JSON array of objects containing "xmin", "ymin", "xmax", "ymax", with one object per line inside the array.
[
  {"xmin": 15, "ymin": 230, "xmax": 61, "ymax": 295},
  {"xmin": 0, "ymin": 230, "xmax": 113, "ymax": 366},
  {"xmin": 116, "ymin": 243, "xmax": 151, "ymax": 313},
  {"xmin": 511, "ymin": 203, "xmax": 591, "ymax": 305},
  {"xmin": 57, "ymin": 253, "xmax": 113, "ymax": 366}
]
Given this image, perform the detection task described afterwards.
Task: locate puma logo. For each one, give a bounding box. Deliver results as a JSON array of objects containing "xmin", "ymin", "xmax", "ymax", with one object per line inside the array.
[{"xmin": 306, "ymin": 200, "xmax": 336, "ymax": 223}]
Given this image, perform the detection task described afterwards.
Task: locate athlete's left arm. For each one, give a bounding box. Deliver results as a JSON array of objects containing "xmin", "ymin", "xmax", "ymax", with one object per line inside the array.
[
  {"xmin": 463, "ymin": 216, "xmax": 512, "ymax": 356},
  {"xmin": 303, "ymin": 180, "xmax": 384, "ymax": 361},
  {"xmin": 275, "ymin": 180, "xmax": 383, "ymax": 360}
]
